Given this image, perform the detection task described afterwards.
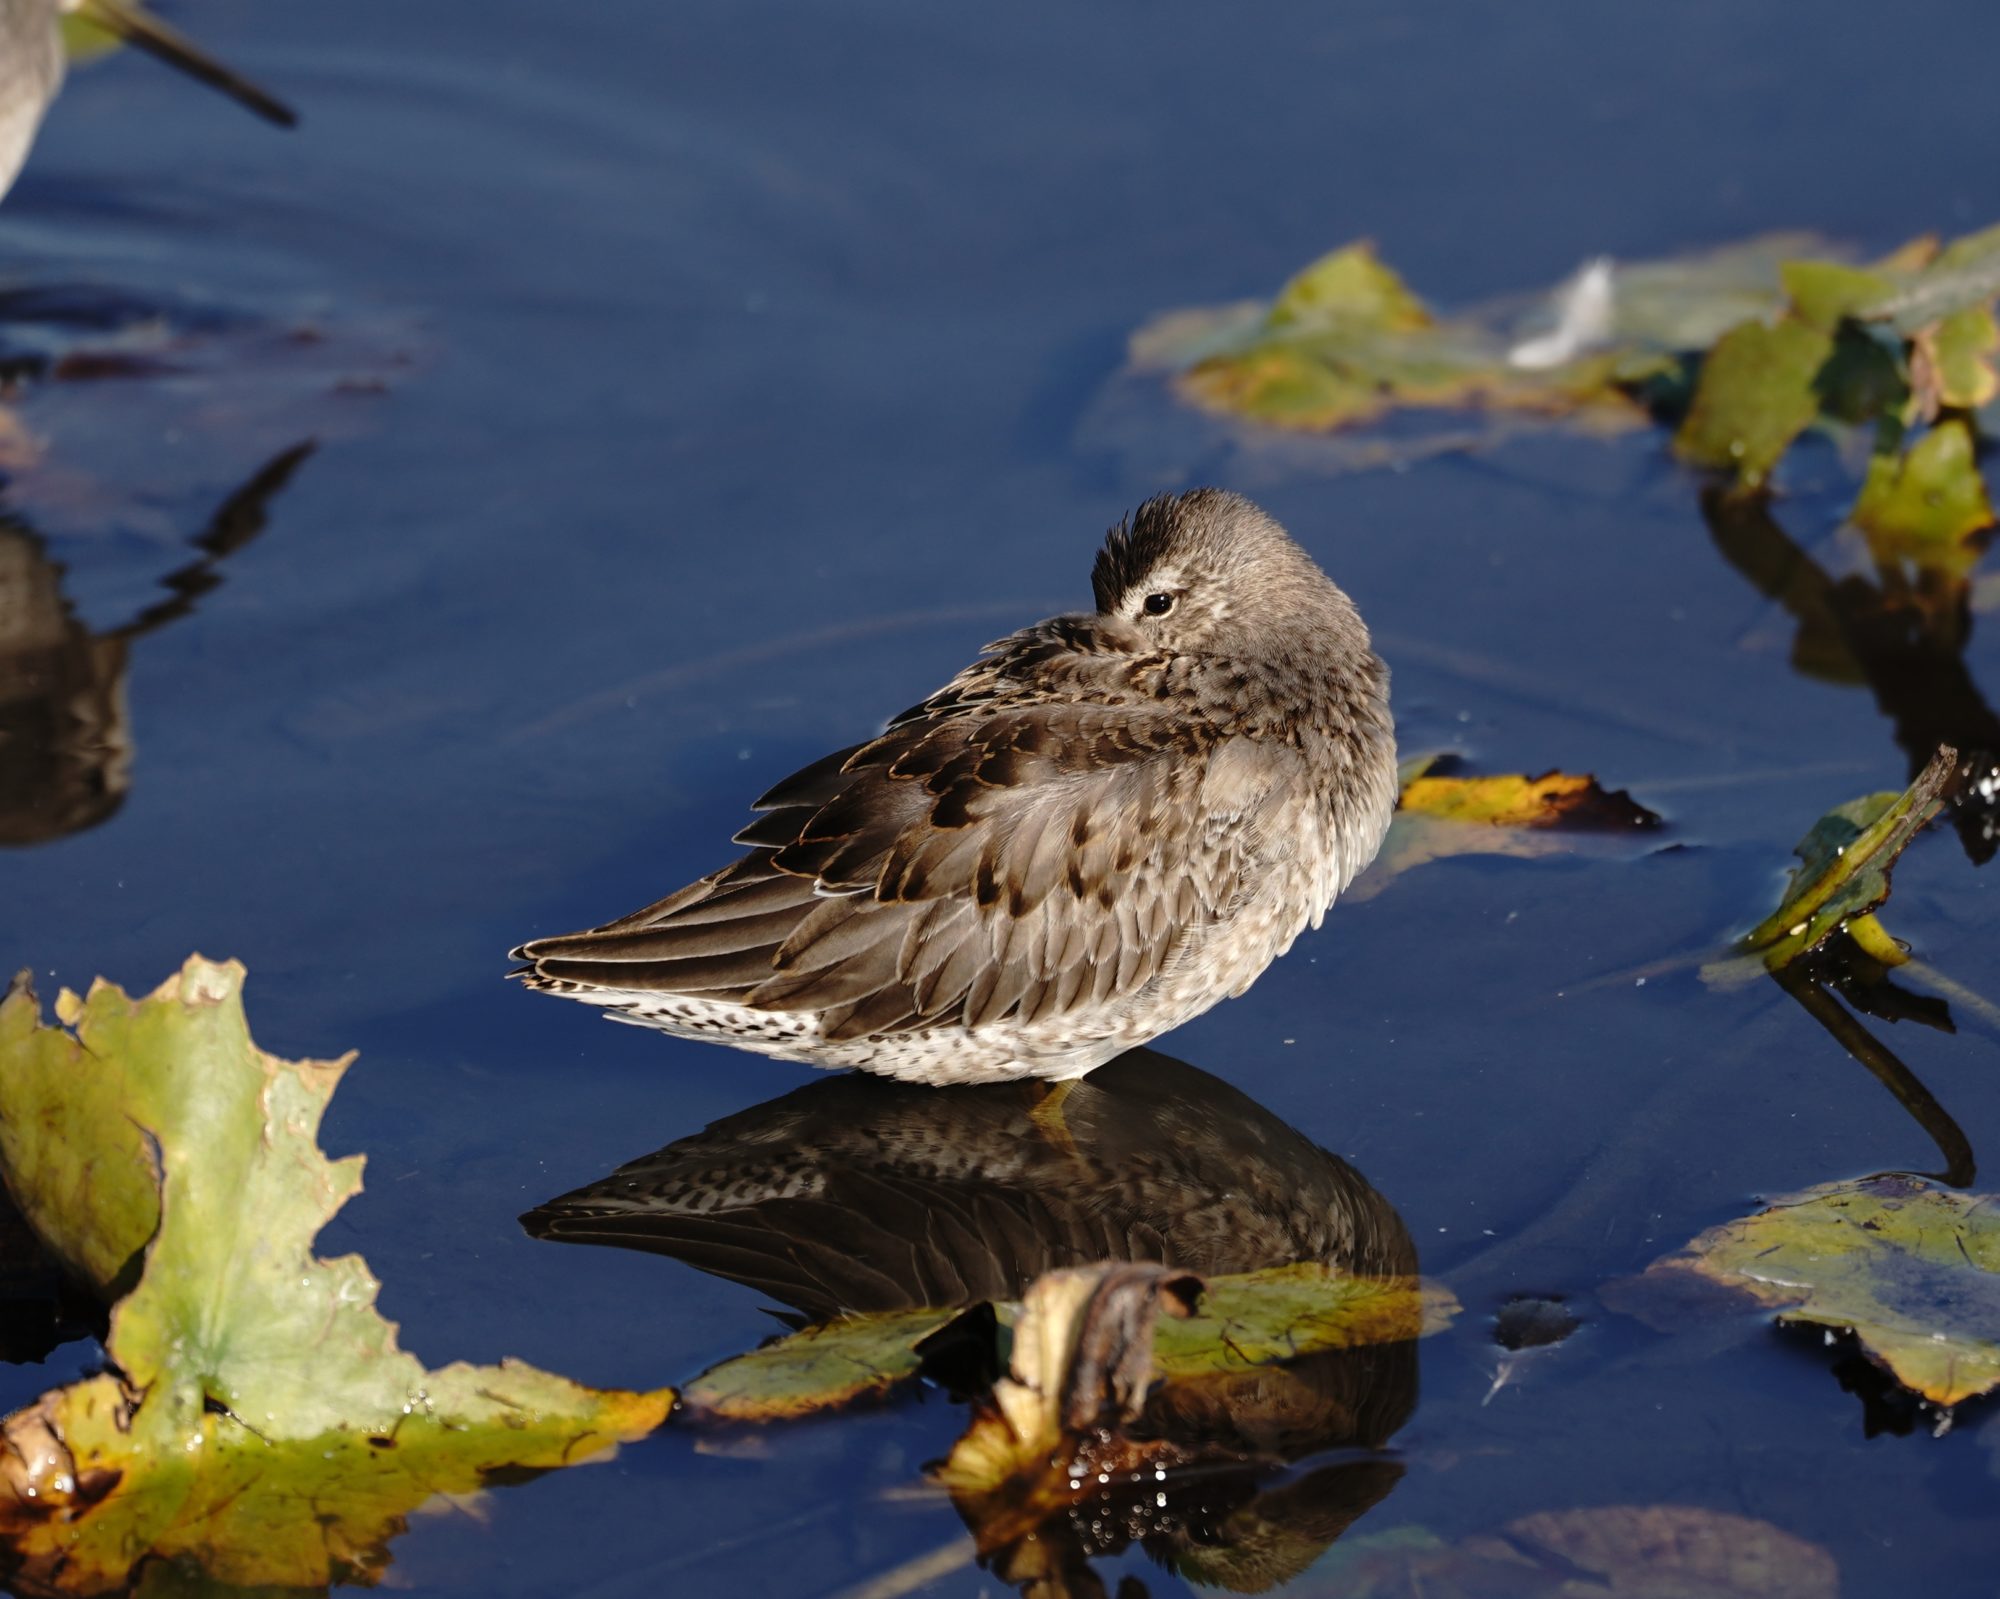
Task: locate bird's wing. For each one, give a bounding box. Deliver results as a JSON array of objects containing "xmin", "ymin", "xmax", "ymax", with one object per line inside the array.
[{"xmin": 516, "ymin": 622, "xmax": 1311, "ymax": 1039}]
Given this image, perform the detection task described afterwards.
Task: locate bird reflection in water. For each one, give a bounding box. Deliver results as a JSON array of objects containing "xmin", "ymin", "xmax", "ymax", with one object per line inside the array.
[
  {"xmin": 526, "ymin": 1050, "xmax": 1418, "ymax": 1596},
  {"xmin": 0, "ymin": 440, "xmax": 310, "ymax": 845}
]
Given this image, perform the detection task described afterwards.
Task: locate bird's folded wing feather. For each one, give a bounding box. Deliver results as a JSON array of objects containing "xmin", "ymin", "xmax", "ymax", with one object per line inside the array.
[{"xmin": 517, "ymin": 627, "xmax": 1309, "ymax": 1039}]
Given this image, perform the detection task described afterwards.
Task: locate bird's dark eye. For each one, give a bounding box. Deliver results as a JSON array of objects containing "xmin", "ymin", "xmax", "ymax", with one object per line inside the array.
[{"xmin": 1143, "ymin": 592, "xmax": 1175, "ymax": 616}]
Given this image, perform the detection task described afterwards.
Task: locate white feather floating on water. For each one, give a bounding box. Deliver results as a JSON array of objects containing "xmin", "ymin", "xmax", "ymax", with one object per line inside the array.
[{"xmin": 1508, "ymin": 256, "xmax": 1616, "ymax": 370}]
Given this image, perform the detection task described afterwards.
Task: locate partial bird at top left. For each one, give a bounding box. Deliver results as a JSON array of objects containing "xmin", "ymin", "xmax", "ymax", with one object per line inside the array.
[{"xmin": 0, "ymin": 0, "xmax": 294, "ymax": 203}]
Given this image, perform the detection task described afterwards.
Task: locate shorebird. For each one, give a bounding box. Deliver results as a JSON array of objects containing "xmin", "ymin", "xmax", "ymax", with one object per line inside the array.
[
  {"xmin": 0, "ymin": 0, "xmax": 293, "ymax": 203},
  {"xmin": 513, "ymin": 488, "xmax": 1397, "ymax": 1084}
]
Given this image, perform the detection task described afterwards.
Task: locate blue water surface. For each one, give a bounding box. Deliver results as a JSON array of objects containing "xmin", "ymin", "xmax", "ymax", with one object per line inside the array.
[{"xmin": 6, "ymin": 2, "xmax": 2000, "ymax": 1594}]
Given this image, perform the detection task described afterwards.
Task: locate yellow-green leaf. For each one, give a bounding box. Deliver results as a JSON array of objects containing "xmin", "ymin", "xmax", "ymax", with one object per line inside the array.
[
  {"xmin": 1926, "ymin": 304, "xmax": 2000, "ymax": 410},
  {"xmin": 679, "ymin": 1307, "xmax": 957, "ymax": 1422},
  {"xmin": 1850, "ymin": 419, "xmax": 1996, "ymax": 566},
  {"xmin": 1620, "ymin": 1174, "xmax": 2000, "ymax": 1408},
  {"xmin": 1674, "ymin": 316, "xmax": 1834, "ymax": 484},
  {"xmin": 1152, "ymin": 1263, "xmax": 1453, "ymax": 1375},
  {"xmin": 0, "ymin": 959, "xmax": 672, "ymax": 1593},
  {"xmin": 1266, "ymin": 242, "xmax": 1433, "ymax": 332},
  {"xmin": 1781, "ymin": 259, "xmax": 1894, "ymax": 333},
  {"xmin": 1726, "ymin": 746, "xmax": 1955, "ymax": 976}
]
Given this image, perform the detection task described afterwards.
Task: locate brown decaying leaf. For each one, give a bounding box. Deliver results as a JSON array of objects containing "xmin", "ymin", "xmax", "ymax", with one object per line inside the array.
[
  {"xmin": 1352, "ymin": 762, "xmax": 1662, "ymax": 899},
  {"xmin": 1397, "ymin": 768, "xmax": 1661, "ymax": 830}
]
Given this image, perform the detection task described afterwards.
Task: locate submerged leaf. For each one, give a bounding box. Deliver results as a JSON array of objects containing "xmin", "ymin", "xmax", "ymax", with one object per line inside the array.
[
  {"xmin": 0, "ymin": 959, "xmax": 671, "ymax": 1594},
  {"xmin": 1309, "ymin": 1507, "xmax": 1838, "ymax": 1599},
  {"xmin": 1723, "ymin": 745, "xmax": 1957, "ymax": 976},
  {"xmin": 1616, "ymin": 1174, "xmax": 2000, "ymax": 1409}
]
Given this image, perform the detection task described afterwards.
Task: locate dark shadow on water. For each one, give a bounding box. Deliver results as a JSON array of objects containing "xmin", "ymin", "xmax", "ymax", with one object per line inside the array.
[
  {"xmin": 1780, "ymin": 954, "xmax": 1976, "ymax": 1187},
  {"xmin": 526, "ymin": 1048, "xmax": 1419, "ymax": 1596},
  {"xmin": 1701, "ymin": 484, "xmax": 2000, "ymax": 864},
  {"xmin": 0, "ymin": 440, "xmax": 311, "ymax": 846}
]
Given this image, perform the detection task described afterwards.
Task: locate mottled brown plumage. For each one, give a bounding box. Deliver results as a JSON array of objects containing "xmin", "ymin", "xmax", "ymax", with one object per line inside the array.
[{"xmin": 512, "ymin": 489, "xmax": 1396, "ymax": 1082}]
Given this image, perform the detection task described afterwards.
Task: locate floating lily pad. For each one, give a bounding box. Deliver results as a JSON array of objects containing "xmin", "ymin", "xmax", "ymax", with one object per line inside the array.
[
  {"xmin": 1154, "ymin": 1263, "xmax": 1451, "ymax": 1375},
  {"xmin": 1615, "ymin": 1173, "xmax": 2000, "ymax": 1409},
  {"xmin": 1858, "ymin": 222, "xmax": 2000, "ymax": 336},
  {"xmin": 680, "ymin": 1307, "xmax": 958, "ymax": 1423},
  {"xmin": 1135, "ymin": 233, "xmax": 1849, "ymax": 447},
  {"xmin": 1780, "ymin": 260, "xmax": 1896, "ymax": 332},
  {"xmin": 1913, "ymin": 305, "xmax": 2000, "ymax": 414},
  {"xmin": 1266, "ymin": 241, "xmax": 1432, "ymax": 332},
  {"xmin": 1674, "ymin": 316, "xmax": 1833, "ymax": 485},
  {"xmin": 1851, "ymin": 419, "xmax": 1996, "ymax": 561},
  {"xmin": 680, "ymin": 1259, "xmax": 1454, "ymax": 1428},
  {"xmin": 1310, "ymin": 1506, "xmax": 1838, "ymax": 1599},
  {"xmin": 0, "ymin": 959, "xmax": 672, "ymax": 1594},
  {"xmin": 1133, "ymin": 225, "xmax": 2000, "ymax": 536}
]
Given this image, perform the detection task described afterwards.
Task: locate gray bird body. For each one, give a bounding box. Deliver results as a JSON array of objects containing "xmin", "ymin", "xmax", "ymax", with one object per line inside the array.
[{"xmin": 514, "ymin": 490, "xmax": 1396, "ymax": 1083}]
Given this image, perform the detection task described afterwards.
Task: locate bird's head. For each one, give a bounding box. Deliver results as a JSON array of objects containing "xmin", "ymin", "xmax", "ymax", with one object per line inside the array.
[{"xmin": 1090, "ymin": 488, "xmax": 1367, "ymax": 660}]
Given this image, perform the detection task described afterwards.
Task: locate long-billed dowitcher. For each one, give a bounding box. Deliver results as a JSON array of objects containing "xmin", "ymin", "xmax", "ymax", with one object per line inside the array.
[
  {"xmin": 0, "ymin": 0, "xmax": 292, "ymax": 202},
  {"xmin": 513, "ymin": 489, "xmax": 1397, "ymax": 1084}
]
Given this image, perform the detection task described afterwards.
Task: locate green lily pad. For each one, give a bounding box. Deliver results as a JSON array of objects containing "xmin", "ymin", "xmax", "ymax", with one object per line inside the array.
[
  {"xmin": 1265, "ymin": 241, "xmax": 1432, "ymax": 332},
  {"xmin": 1922, "ymin": 305, "xmax": 2000, "ymax": 412},
  {"xmin": 1780, "ymin": 259, "xmax": 1895, "ymax": 333},
  {"xmin": 1618, "ymin": 1174, "xmax": 2000, "ymax": 1408},
  {"xmin": 1153, "ymin": 1262, "xmax": 1453, "ymax": 1374},
  {"xmin": 1157, "ymin": 243, "xmax": 1655, "ymax": 436},
  {"xmin": 1720, "ymin": 745, "xmax": 1956, "ymax": 977},
  {"xmin": 1674, "ymin": 316, "xmax": 1834, "ymax": 484},
  {"xmin": 1859, "ymin": 222, "xmax": 2000, "ymax": 336},
  {"xmin": 680, "ymin": 1307, "xmax": 958, "ymax": 1422},
  {"xmin": 0, "ymin": 959, "xmax": 672, "ymax": 1594},
  {"xmin": 680, "ymin": 1262, "xmax": 1454, "ymax": 1425},
  {"xmin": 1137, "ymin": 233, "xmax": 1854, "ymax": 447},
  {"xmin": 1851, "ymin": 419, "xmax": 1996, "ymax": 560}
]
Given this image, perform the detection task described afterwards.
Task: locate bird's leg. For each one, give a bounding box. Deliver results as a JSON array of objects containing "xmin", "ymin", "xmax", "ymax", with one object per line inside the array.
[{"xmin": 1027, "ymin": 1079, "xmax": 1082, "ymax": 1157}]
